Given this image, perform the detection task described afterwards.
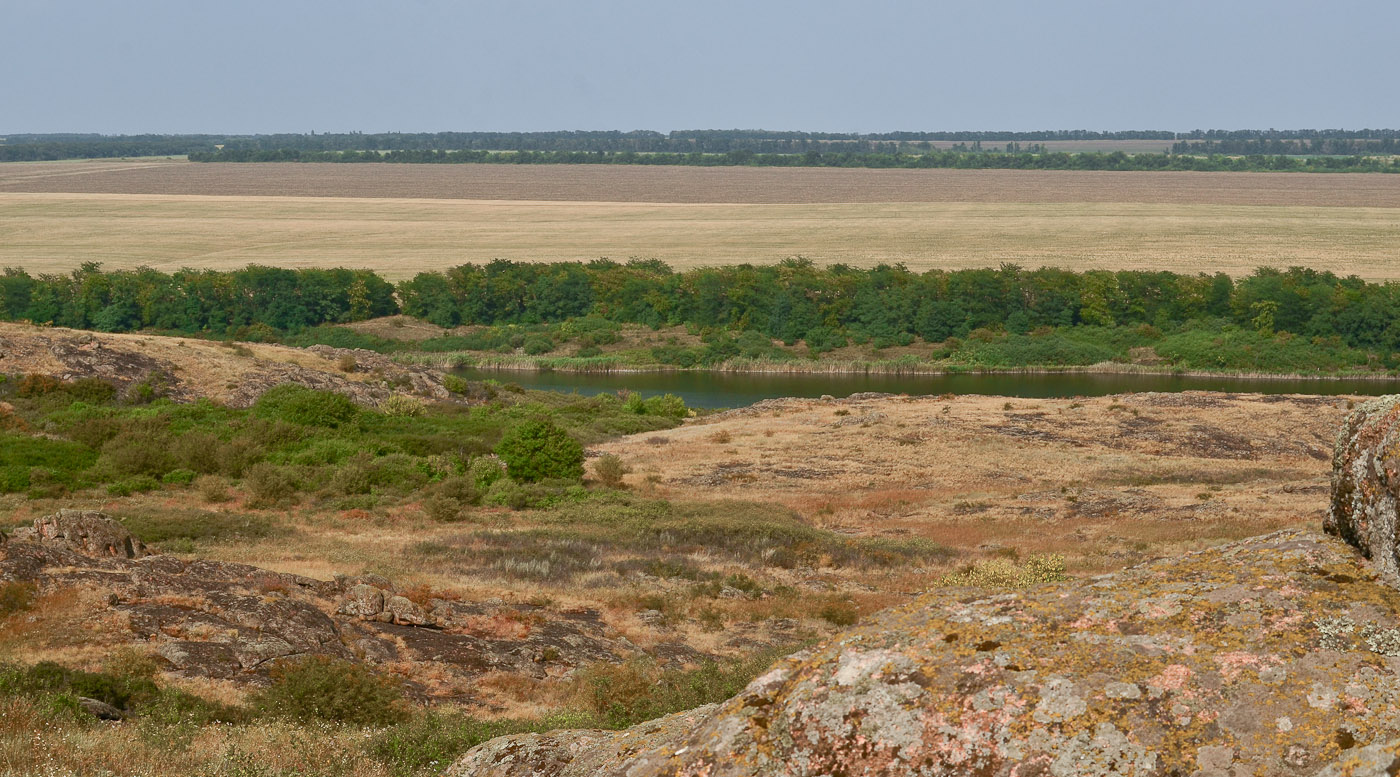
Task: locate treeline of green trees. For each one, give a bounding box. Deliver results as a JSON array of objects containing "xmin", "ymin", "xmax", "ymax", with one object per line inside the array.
[
  {"xmin": 1173, "ymin": 138, "xmax": 1400, "ymax": 156},
  {"xmin": 7, "ymin": 261, "xmax": 1400, "ymax": 370},
  {"xmin": 394, "ymin": 260, "xmax": 1400, "ymax": 355},
  {"xmin": 0, "ymin": 138, "xmax": 219, "ymax": 162},
  {"xmin": 0, "ymin": 263, "xmax": 396, "ymax": 336},
  {"xmin": 10, "ymin": 128, "xmax": 1400, "ymax": 163},
  {"xmin": 188, "ymin": 147, "xmax": 1400, "ymax": 173},
  {"xmin": 1176, "ymin": 128, "xmax": 1400, "ymax": 140}
]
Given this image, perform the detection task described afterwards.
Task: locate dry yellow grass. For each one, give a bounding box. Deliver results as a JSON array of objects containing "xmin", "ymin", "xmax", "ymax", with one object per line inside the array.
[
  {"xmin": 5, "ymin": 192, "xmax": 1400, "ymax": 280},
  {"xmin": 4, "ymin": 159, "xmax": 1400, "ymax": 279}
]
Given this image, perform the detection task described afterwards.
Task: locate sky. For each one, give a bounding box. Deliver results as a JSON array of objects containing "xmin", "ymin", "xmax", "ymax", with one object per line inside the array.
[{"xmin": 4, "ymin": 0, "xmax": 1399, "ymax": 135}]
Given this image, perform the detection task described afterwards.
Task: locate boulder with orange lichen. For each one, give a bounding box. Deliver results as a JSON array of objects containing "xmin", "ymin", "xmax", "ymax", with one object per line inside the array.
[
  {"xmin": 1327, "ymin": 395, "xmax": 1400, "ymax": 589},
  {"xmin": 449, "ymin": 528, "xmax": 1400, "ymax": 776}
]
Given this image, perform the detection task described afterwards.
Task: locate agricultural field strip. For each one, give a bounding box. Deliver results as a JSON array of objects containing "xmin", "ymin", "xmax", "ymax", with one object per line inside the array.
[
  {"xmin": 4, "ymin": 160, "xmax": 1400, "ymax": 207},
  {"xmin": 4, "ymin": 191, "xmax": 1400, "ymax": 280}
]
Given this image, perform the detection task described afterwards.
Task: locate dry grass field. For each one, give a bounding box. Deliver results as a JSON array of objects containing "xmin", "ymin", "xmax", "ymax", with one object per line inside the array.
[
  {"xmin": 3, "ymin": 159, "xmax": 1400, "ymax": 279},
  {"xmin": 596, "ymin": 391, "xmax": 1347, "ymax": 575}
]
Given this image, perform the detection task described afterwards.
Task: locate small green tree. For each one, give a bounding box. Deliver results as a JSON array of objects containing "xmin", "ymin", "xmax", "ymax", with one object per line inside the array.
[{"xmin": 495, "ymin": 419, "xmax": 583, "ymax": 482}]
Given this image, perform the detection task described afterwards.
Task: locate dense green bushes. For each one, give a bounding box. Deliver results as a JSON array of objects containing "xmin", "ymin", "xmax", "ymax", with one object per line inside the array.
[{"xmin": 0, "ymin": 375, "xmax": 678, "ymax": 507}]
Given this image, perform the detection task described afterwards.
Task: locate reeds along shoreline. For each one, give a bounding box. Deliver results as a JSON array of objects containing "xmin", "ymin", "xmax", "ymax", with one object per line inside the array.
[{"xmin": 393, "ymin": 352, "xmax": 1400, "ymax": 382}]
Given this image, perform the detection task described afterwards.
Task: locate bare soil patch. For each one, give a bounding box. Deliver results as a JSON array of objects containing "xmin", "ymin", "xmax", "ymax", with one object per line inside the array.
[{"xmin": 3, "ymin": 159, "xmax": 1400, "ymax": 206}]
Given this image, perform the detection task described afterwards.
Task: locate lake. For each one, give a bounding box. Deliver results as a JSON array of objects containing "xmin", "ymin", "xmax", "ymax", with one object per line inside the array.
[{"xmin": 452, "ymin": 367, "xmax": 1400, "ymax": 409}]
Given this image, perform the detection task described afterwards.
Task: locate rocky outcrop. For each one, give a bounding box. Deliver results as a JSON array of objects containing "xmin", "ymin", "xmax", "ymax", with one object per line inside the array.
[
  {"xmin": 0, "ymin": 512, "xmax": 646, "ymax": 698},
  {"xmin": 26, "ymin": 509, "xmax": 146, "ymax": 559},
  {"xmin": 0, "ymin": 323, "xmax": 456, "ymax": 409},
  {"xmin": 446, "ymin": 705, "xmax": 719, "ymax": 777},
  {"xmin": 1327, "ymin": 395, "xmax": 1400, "ymax": 588},
  {"xmin": 450, "ymin": 529, "xmax": 1400, "ymax": 776}
]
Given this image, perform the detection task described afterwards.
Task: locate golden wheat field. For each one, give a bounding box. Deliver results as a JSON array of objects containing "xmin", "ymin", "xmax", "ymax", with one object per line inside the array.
[{"xmin": 3, "ymin": 159, "xmax": 1400, "ymax": 279}]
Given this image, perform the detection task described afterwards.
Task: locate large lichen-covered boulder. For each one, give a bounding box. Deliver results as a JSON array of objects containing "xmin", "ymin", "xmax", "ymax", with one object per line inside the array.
[
  {"xmin": 1327, "ymin": 395, "xmax": 1400, "ymax": 588},
  {"xmin": 30, "ymin": 509, "xmax": 145, "ymax": 559},
  {"xmin": 450, "ymin": 530, "xmax": 1400, "ymax": 776}
]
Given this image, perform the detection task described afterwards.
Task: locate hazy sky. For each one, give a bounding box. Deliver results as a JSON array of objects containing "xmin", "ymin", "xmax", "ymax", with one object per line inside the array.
[{"xmin": 5, "ymin": 0, "xmax": 1398, "ymax": 134}]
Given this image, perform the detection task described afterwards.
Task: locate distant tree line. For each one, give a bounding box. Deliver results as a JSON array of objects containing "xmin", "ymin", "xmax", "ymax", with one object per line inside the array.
[
  {"xmin": 8, "ymin": 129, "xmax": 1400, "ymax": 163},
  {"xmin": 188, "ymin": 147, "xmax": 1400, "ymax": 173},
  {"xmin": 0, "ymin": 137, "xmax": 220, "ymax": 162},
  {"xmin": 7, "ymin": 261, "xmax": 1400, "ymax": 367},
  {"xmin": 1173, "ymin": 138, "xmax": 1400, "ymax": 155}
]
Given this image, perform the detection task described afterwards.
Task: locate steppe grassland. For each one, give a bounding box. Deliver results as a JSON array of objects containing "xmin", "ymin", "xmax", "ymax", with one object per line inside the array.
[
  {"xmin": 594, "ymin": 392, "xmax": 1348, "ymax": 575},
  {"xmin": 3, "ymin": 159, "xmax": 1400, "ymax": 279}
]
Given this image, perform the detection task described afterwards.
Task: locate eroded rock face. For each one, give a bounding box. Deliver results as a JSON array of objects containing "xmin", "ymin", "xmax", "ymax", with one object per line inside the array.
[
  {"xmin": 1327, "ymin": 395, "xmax": 1400, "ymax": 588},
  {"xmin": 31, "ymin": 509, "xmax": 145, "ymax": 559},
  {"xmin": 451, "ymin": 530, "xmax": 1400, "ymax": 776}
]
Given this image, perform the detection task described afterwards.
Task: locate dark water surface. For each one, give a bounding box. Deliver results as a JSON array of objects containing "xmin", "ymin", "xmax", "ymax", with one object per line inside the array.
[{"xmin": 453, "ymin": 367, "xmax": 1400, "ymax": 409}]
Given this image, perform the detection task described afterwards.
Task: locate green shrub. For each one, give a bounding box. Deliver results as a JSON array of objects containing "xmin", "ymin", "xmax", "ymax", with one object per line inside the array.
[
  {"xmin": 196, "ymin": 474, "xmax": 230, "ymax": 503},
  {"xmin": 469, "ymin": 456, "xmax": 507, "ymax": 490},
  {"xmin": 63, "ymin": 378, "xmax": 118, "ymax": 404},
  {"xmin": 0, "ymin": 582, "xmax": 36, "ymax": 618},
  {"xmin": 378, "ymin": 394, "xmax": 425, "ymax": 418},
  {"xmin": 574, "ymin": 646, "xmax": 797, "ymax": 730},
  {"xmin": 938, "ymin": 554, "xmax": 1067, "ymax": 588},
  {"xmin": 327, "ymin": 452, "xmax": 430, "ymax": 497},
  {"xmin": 522, "ymin": 335, "xmax": 555, "ymax": 355},
  {"xmin": 371, "ymin": 711, "xmax": 568, "ymax": 773},
  {"xmin": 622, "ymin": 392, "xmax": 687, "ymax": 418},
  {"xmin": 495, "ymin": 419, "xmax": 583, "ymax": 483},
  {"xmin": 118, "ymin": 510, "xmax": 279, "ymax": 545},
  {"xmin": 123, "ymin": 371, "xmax": 175, "ymax": 404},
  {"xmin": 253, "ymin": 385, "xmax": 359, "ymax": 428},
  {"xmin": 161, "ymin": 468, "xmax": 197, "ymax": 486},
  {"xmin": 442, "ymin": 375, "xmax": 469, "ymax": 395},
  {"xmin": 6, "ymin": 661, "xmax": 158, "ymax": 711},
  {"xmin": 97, "ymin": 421, "xmax": 177, "ymax": 478},
  {"xmin": 818, "ymin": 599, "xmax": 859, "ymax": 626},
  {"xmin": 592, "ymin": 454, "xmax": 630, "ymax": 488},
  {"xmin": 482, "ymin": 478, "xmax": 529, "ymax": 510},
  {"xmin": 106, "ymin": 475, "xmax": 161, "ymax": 496},
  {"xmin": 0, "ymin": 433, "xmax": 97, "ymax": 492},
  {"xmin": 422, "ymin": 476, "xmax": 481, "ymax": 521},
  {"xmin": 0, "ymin": 465, "xmax": 28, "ymax": 494},
  {"xmin": 643, "ymin": 394, "xmax": 687, "ymax": 418},
  {"xmin": 250, "ymin": 656, "xmax": 408, "ymax": 726},
  {"xmin": 243, "ymin": 463, "xmax": 299, "ymax": 508}
]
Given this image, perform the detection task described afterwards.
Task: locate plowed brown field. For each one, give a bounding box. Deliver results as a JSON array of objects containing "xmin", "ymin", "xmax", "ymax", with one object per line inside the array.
[{"xmin": 4, "ymin": 159, "xmax": 1400, "ymax": 205}]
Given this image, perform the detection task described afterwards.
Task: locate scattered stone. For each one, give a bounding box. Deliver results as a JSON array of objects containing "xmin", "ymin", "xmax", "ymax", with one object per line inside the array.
[{"xmin": 77, "ymin": 697, "xmax": 124, "ymax": 721}]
